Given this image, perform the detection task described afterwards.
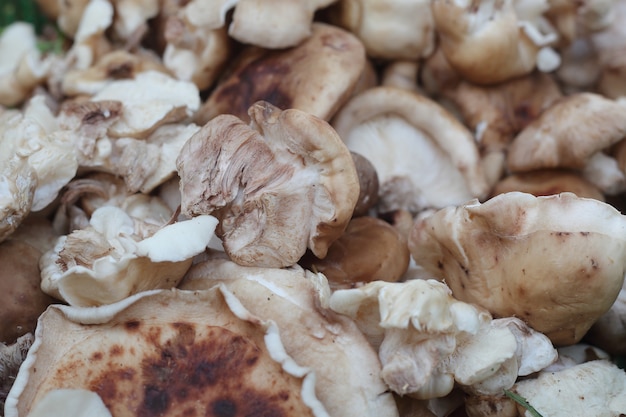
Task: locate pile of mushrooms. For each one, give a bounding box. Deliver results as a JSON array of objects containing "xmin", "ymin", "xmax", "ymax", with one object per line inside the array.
[{"xmin": 2, "ymin": 0, "xmax": 626, "ymax": 416}]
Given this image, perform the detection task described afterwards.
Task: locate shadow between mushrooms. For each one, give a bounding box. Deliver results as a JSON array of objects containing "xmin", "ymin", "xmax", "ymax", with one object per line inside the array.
[{"xmin": 176, "ymin": 101, "xmax": 359, "ymax": 268}]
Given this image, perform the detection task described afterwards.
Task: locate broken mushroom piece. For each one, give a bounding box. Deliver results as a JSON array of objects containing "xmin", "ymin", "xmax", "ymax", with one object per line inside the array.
[
  {"xmin": 408, "ymin": 192, "xmax": 626, "ymax": 345},
  {"xmin": 507, "ymin": 92, "xmax": 626, "ymax": 194},
  {"xmin": 5, "ymin": 287, "xmax": 328, "ymax": 417},
  {"xmin": 177, "ymin": 101, "xmax": 359, "ymax": 268},
  {"xmin": 195, "ymin": 23, "xmax": 365, "ymax": 124},
  {"xmin": 512, "ymin": 360, "xmax": 626, "ymax": 416},
  {"xmin": 332, "ymin": 86, "xmax": 489, "ymax": 213},
  {"xmin": 328, "ymin": 280, "xmax": 557, "ymax": 399},
  {"xmin": 40, "ymin": 206, "xmax": 218, "ymax": 306},
  {"xmin": 299, "ymin": 216, "xmax": 410, "ymax": 290},
  {"xmin": 179, "ymin": 254, "xmax": 398, "ymax": 417}
]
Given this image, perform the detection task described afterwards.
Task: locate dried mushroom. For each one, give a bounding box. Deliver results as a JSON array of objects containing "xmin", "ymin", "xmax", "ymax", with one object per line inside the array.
[
  {"xmin": 177, "ymin": 101, "xmax": 359, "ymax": 268},
  {"xmin": 1, "ymin": 334, "xmax": 34, "ymax": 412},
  {"xmin": 180, "ymin": 253, "xmax": 398, "ymax": 417},
  {"xmin": 332, "ymin": 86, "xmax": 489, "ymax": 213},
  {"xmin": 40, "ymin": 206, "xmax": 218, "ymax": 306},
  {"xmin": 408, "ymin": 192, "xmax": 626, "ymax": 345},
  {"xmin": 195, "ymin": 23, "xmax": 366, "ymax": 125},
  {"xmin": 5, "ymin": 287, "xmax": 327, "ymax": 417}
]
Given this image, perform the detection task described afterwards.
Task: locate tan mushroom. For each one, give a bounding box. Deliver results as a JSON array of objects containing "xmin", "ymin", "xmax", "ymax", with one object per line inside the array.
[
  {"xmin": 5, "ymin": 287, "xmax": 327, "ymax": 417},
  {"xmin": 584, "ymin": 280, "xmax": 626, "ymax": 355},
  {"xmin": 331, "ymin": 0, "xmax": 436, "ymax": 60},
  {"xmin": 431, "ymin": 0, "xmax": 560, "ymax": 85},
  {"xmin": 507, "ymin": 92, "xmax": 626, "ymax": 194},
  {"xmin": 491, "ymin": 169, "xmax": 605, "ymax": 201},
  {"xmin": 179, "ymin": 254, "xmax": 399, "ymax": 417},
  {"xmin": 177, "ymin": 101, "xmax": 359, "ymax": 268},
  {"xmin": 195, "ymin": 23, "xmax": 366, "ymax": 125},
  {"xmin": 299, "ymin": 216, "xmax": 410, "ymax": 290},
  {"xmin": 332, "ymin": 86, "xmax": 489, "ymax": 213},
  {"xmin": 408, "ymin": 192, "xmax": 626, "ymax": 345}
]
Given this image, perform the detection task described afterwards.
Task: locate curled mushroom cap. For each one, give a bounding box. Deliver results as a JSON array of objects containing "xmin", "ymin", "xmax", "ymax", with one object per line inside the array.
[
  {"xmin": 177, "ymin": 101, "xmax": 359, "ymax": 268},
  {"xmin": 408, "ymin": 192, "xmax": 626, "ymax": 345},
  {"xmin": 512, "ymin": 360, "xmax": 626, "ymax": 416},
  {"xmin": 40, "ymin": 206, "xmax": 219, "ymax": 306},
  {"xmin": 195, "ymin": 23, "xmax": 366, "ymax": 125},
  {"xmin": 179, "ymin": 254, "xmax": 399, "ymax": 417},
  {"xmin": 5, "ymin": 287, "xmax": 327, "ymax": 417},
  {"xmin": 332, "ymin": 86, "xmax": 489, "ymax": 213},
  {"xmin": 332, "ymin": 0, "xmax": 436, "ymax": 60}
]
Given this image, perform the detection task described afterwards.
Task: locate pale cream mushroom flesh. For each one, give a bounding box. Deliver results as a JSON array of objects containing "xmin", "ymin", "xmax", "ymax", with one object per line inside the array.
[
  {"xmin": 177, "ymin": 101, "xmax": 359, "ymax": 268},
  {"xmin": 333, "ymin": 86, "xmax": 489, "ymax": 213},
  {"xmin": 408, "ymin": 192, "xmax": 626, "ymax": 346}
]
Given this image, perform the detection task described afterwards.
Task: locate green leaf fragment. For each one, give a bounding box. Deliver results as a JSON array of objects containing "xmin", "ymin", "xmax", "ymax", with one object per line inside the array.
[{"xmin": 504, "ymin": 389, "xmax": 544, "ymax": 417}]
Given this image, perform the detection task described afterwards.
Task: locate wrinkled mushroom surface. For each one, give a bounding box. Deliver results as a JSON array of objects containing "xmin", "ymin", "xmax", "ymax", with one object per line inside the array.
[
  {"xmin": 177, "ymin": 101, "xmax": 359, "ymax": 268},
  {"xmin": 408, "ymin": 192, "xmax": 626, "ymax": 345}
]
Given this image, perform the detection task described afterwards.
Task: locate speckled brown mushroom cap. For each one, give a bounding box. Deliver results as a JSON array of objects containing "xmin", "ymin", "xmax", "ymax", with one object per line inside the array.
[
  {"xmin": 6, "ymin": 288, "xmax": 326, "ymax": 417},
  {"xmin": 194, "ymin": 23, "xmax": 366, "ymax": 125},
  {"xmin": 177, "ymin": 101, "xmax": 359, "ymax": 268},
  {"xmin": 408, "ymin": 192, "xmax": 626, "ymax": 346}
]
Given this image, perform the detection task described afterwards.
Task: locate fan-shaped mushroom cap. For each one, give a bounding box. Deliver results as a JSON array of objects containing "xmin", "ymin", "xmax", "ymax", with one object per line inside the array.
[
  {"xmin": 179, "ymin": 254, "xmax": 398, "ymax": 417},
  {"xmin": 408, "ymin": 192, "xmax": 626, "ymax": 345},
  {"xmin": 177, "ymin": 101, "xmax": 359, "ymax": 268},
  {"xmin": 332, "ymin": 86, "xmax": 489, "ymax": 213},
  {"xmin": 4, "ymin": 287, "xmax": 327, "ymax": 417},
  {"xmin": 195, "ymin": 23, "xmax": 365, "ymax": 125}
]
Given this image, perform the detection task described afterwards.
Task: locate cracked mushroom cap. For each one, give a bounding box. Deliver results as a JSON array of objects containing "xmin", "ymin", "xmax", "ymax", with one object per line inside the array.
[
  {"xmin": 195, "ymin": 23, "xmax": 366, "ymax": 125},
  {"xmin": 177, "ymin": 101, "xmax": 359, "ymax": 268},
  {"xmin": 332, "ymin": 86, "xmax": 489, "ymax": 213},
  {"xmin": 179, "ymin": 254, "xmax": 398, "ymax": 417},
  {"xmin": 4, "ymin": 287, "xmax": 327, "ymax": 417},
  {"xmin": 408, "ymin": 191, "xmax": 626, "ymax": 345}
]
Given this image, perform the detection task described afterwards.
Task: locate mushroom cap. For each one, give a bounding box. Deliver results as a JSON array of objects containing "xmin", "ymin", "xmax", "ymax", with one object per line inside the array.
[
  {"xmin": 350, "ymin": 152, "xmax": 380, "ymax": 217},
  {"xmin": 507, "ymin": 93, "xmax": 626, "ymax": 172},
  {"xmin": 491, "ymin": 169, "xmax": 605, "ymax": 201},
  {"xmin": 177, "ymin": 101, "xmax": 359, "ymax": 267},
  {"xmin": 431, "ymin": 0, "xmax": 543, "ymax": 84},
  {"xmin": 584, "ymin": 284, "xmax": 626, "ymax": 355},
  {"xmin": 332, "ymin": 86, "xmax": 489, "ymax": 213},
  {"xmin": 5, "ymin": 287, "xmax": 325, "ymax": 417},
  {"xmin": 299, "ymin": 216, "xmax": 410, "ymax": 290},
  {"xmin": 179, "ymin": 255, "xmax": 398, "ymax": 417},
  {"xmin": 194, "ymin": 23, "xmax": 365, "ymax": 125},
  {"xmin": 408, "ymin": 192, "xmax": 626, "ymax": 345},
  {"xmin": 332, "ymin": 0, "xmax": 436, "ymax": 60},
  {"xmin": 0, "ymin": 240, "xmax": 56, "ymax": 343},
  {"xmin": 512, "ymin": 360, "xmax": 626, "ymax": 416}
]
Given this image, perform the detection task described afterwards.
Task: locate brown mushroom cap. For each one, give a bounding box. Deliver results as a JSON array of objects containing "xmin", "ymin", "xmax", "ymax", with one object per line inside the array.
[
  {"xmin": 0, "ymin": 239, "xmax": 56, "ymax": 343},
  {"xmin": 8, "ymin": 288, "xmax": 323, "ymax": 417},
  {"xmin": 350, "ymin": 152, "xmax": 379, "ymax": 217},
  {"xmin": 507, "ymin": 93, "xmax": 626, "ymax": 172},
  {"xmin": 299, "ymin": 216, "xmax": 410, "ymax": 290},
  {"xmin": 177, "ymin": 101, "xmax": 359, "ymax": 268},
  {"xmin": 408, "ymin": 192, "xmax": 626, "ymax": 346},
  {"xmin": 194, "ymin": 22, "xmax": 366, "ymax": 125}
]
